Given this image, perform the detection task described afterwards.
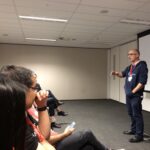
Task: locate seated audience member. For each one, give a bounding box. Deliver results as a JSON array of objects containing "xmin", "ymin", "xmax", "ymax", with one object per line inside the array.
[
  {"xmin": 1, "ymin": 65, "xmax": 124, "ymax": 150},
  {"xmin": 36, "ymin": 83, "xmax": 67, "ymax": 116},
  {"xmin": 47, "ymin": 90, "xmax": 67, "ymax": 116},
  {"xmin": 36, "ymin": 83, "xmax": 67, "ymax": 128},
  {"xmin": 0, "ymin": 74, "xmax": 27, "ymax": 150},
  {"xmin": 28, "ymin": 103, "xmax": 123, "ymax": 150},
  {"xmin": 46, "ymin": 90, "xmax": 67, "ymax": 129},
  {"xmin": 0, "ymin": 65, "xmax": 55, "ymax": 150}
]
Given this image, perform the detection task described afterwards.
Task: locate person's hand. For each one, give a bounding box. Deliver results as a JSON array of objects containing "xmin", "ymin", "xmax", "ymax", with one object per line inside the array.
[
  {"xmin": 64, "ymin": 127, "xmax": 75, "ymax": 137},
  {"xmin": 111, "ymin": 71, "xmax": 119, "ymax": 76},
  {"xmin": 126, "ymin": 92, "xmax": 134, "ymax": 98},
  {"xmin": 35, "ymin": 90, "xmax": 49, "ymax": 108},
  {"xmin": 111, "ymin": 71, "xmax": 116, "ymax": 75}
]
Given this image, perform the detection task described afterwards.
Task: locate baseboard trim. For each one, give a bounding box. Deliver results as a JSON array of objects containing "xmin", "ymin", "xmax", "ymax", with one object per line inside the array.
[{"xmin": 60, "ymin": 98, "xmax": 110, "ymax": 101}]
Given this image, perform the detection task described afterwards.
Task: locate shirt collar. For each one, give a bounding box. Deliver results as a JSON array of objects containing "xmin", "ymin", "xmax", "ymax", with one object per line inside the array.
[{"xmin": 132, "ymin": 60, "xmax": 140, "ymax": 66}]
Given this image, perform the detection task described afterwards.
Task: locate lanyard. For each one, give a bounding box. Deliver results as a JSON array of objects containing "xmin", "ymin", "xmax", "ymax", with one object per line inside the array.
[
  {"xmin": 130, "ymin": 65, "xmax": 135, "ymax": 76},
  {"xmin": 26, "ymin": 117, "xmax": 45, "ymax": 142}
]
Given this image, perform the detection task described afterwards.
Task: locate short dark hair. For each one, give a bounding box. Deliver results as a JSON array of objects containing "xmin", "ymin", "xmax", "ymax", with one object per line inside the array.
[
  {"xmin": 0, "ymin": 74, "xmax": 27, "ymax": 150},
  {"xmin": 0, "ymin": 65, "xmax": 34, "ymax": 88}
]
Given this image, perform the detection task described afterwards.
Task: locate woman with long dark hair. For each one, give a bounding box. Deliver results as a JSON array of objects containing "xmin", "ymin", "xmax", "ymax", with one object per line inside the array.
[
  {"xmin": 0, "ymin": 74, "xmax": 27, "ymax": 150},
  {"xmin": 0, "ymin": 66, "xmax": 55, "ymax": 150}
]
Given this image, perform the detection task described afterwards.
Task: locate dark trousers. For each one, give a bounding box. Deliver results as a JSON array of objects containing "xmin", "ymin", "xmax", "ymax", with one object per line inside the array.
[
  {"xmin": 47, "ymin": 98, "xmax": 57, "ymax": 116},
  {"xmin": 126, "ymin": 96, "xmax": 144, "ymax": 138},
  {"xmin": 47, "ymin": 90, "xmax": 59, "ymax": 116},
  {"xmin": 56, "ymin": 129, "xmax": 108, "ymax": 150}
]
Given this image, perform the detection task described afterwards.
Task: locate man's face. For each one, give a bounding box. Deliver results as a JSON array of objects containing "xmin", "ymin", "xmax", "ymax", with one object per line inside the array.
[
  {"xmin": 25, "ymin": 75, "xmax": 37, "ymax": 109},
  {"xmin": 128, "ymin": 50, "xmax": 139, "ymax": 63}
]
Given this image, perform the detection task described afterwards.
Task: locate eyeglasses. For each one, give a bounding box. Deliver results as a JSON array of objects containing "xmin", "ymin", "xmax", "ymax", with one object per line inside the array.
[
  {"xmin": 128, "ymin": 53, "xmax": 137, "ymax": 56},
  {"xmin": 30, "ymin": 86, "xmax": 39, "ymax": 91}
]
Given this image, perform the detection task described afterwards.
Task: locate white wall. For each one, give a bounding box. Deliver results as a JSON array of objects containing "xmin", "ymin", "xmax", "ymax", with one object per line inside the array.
[
  {"xmin": 0, "ymin": 44, "xmax": 108, "ymax": 100},
  {"xmin": 109, "ymin": 46, "xmax": 120, "ymax": 101},
  {"xmin": 108, "ymin": 41, "xmax": 150, "ymax": 112},
  {"xmin": 107, "ymin": 50, "xmax": 111, "ymax": 99}
]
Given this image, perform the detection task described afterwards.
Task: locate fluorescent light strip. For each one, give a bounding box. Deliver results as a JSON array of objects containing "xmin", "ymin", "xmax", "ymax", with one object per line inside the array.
[
  {"xmin": 25, "ymin": 38, "xmax": 56, "ymax": 42},
  {"xmin": 120, "ymin": 19, "xmax": 150, "ymax": 26},
  {"xmin": 19, "ymin": 15, "xmax": 68, "ymax": 23}
]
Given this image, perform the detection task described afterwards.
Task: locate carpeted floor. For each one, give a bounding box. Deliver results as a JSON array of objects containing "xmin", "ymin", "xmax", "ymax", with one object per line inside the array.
[{"xmin": 55, "ymin": 99, "xmax": 150, "ymax": 150}]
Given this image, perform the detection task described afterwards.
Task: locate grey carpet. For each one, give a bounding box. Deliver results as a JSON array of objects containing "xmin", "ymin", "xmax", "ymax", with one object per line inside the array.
[{"xmin": 55, "ymin": 99, "xmax": 150, "ymax": 150}]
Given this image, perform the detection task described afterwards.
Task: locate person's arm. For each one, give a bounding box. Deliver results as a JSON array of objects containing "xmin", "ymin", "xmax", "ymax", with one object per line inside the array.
[
  {"xmin": 132, "ymin": 83, "xmax": 144, "ymax": 94},
  {"xmin": 49, "ymin": 128, "xmax": 75, "ymax": 144},
  {"xmin": 35, "ymin": 90, "xmax": 51, "ymax": 140},
  {"xmin": 111, "ymin": 71, "xmax": 123, "ymax": 78},
  {"xmin": 132, "ymin": 61, "xmax": 148, "ymax": 94},
  {"xmin": 111, "ymin": 66, "xmax": 128, "ymax": 78},
  {"xmin": 37, "ymin": 142, "xmax": 56, "ymax": 150}
]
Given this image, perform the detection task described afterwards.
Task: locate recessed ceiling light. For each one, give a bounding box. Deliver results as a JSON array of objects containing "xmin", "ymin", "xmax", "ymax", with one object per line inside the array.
[
  {"xmin": 58, "ymin": 37, "xmax": 76, "ymax": 41},
  {"xmin": 120, "ymin": 18, "xmax": 150, "ymax": 26},
  {"xmin": 100, "ymin": 10, "xmax": 109, "ymax": 14},
  {"xmin": 2, "ymin": 33, "xmax": 8, "ymax": 36},
  {"xmin": 25, "ymin": 37, "xmax": 56, "ymax": 42},
  {"xmin": 19, "ymin": 15, "xmax": 68, "ymax": 23},
  {"xmin": 58, "ymin": 37, "xmax": 64, "ymax": 40}
]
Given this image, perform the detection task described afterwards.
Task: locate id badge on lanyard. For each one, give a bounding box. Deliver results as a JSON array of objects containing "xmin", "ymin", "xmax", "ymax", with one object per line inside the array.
[{"xmin": 128, "ymin": 65, "xmax": 134, "ymax": 82}]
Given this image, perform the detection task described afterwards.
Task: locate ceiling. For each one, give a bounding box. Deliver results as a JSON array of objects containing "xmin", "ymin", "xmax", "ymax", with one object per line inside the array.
[{"xmin": 0, "ymin": 0, "xmax": 150, "ymax": 48}]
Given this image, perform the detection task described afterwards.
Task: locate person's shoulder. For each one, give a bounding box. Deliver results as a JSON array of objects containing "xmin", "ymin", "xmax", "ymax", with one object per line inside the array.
[
  {"xmin": 125, "ymin": 64, "xmax": 131, "ymax": 70},
  {"xmin": 139, "ymin": 60, "xmax": 147, "ymax": 66}
]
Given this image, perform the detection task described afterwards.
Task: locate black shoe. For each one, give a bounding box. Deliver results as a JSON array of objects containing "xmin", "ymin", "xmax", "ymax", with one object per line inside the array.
[
  {"xmin": 51, "ymin": 122, "xmax": 61, "ymax": 129},
  {"xmin": 129, "ymin": 136, "xmax": 143, "ymax": 143},
  {"xmin": 57, "ymin": 111, "xmax": 68, "ymax": 116},
  {"xmin": 123, "ymin": 130, "xmax": 135, "ymax": 135}
]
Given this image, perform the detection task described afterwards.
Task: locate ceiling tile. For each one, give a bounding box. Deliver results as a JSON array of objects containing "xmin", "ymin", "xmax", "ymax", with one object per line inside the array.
[
  {"xmin": 0, "ymin": 12, "xmax": 18, "ymax": 20},
  {"xmin": 0, "ymin": 33, "xmax": 23, "ymax": 41},
  {"xmin": 20, "ymin": 20, "xmax": 66, "ymax": 30},
  {"xmin": 61, "ymin": 32, "xmax": 93, "ymax": 41},
  {"xmin": 128, "ymin": 11, "xmax": 150, "ymax": 20},
  {"xmin": 22, "ymin": 27, "xmax": 61, "ymax": 34},
  {"xmin": 68, "ymin": 19, "xmax": 113, "ymax": 28},
  {"xmin": 76, "ymin": 5, "xmax": 131, "ymax": 17},
  {"xmin": 81, "ymin": 0, "xmax": 145, "ymax": 10},
  {"xmin": 15, "ymin": 0, "xmax": 78, "ymax": 12},
  {"xmin": 137, "ymin": 2, "xmax": 150, "ymax": 12},
  {"xmin": 46, "ymin": 0, "xmax": 81, "ymax": 4},
  {"xmin": 0, "ymin": 0, "xmax": 149, "ymax": 48},
  {"xmin": 0, "ymin": 0, "xmax": 13, "ymax": 5},
  {"xmin": 64, "ymin": 28, "xmax": 99, "ymax": 34},
  {"xmin": 24, "ymin": 33, "xmax": 58, "ymax": 39},
  {"xmin": 17, "ymin": 7, "xmax": 73, "ymax": 19},
  {"xmin": 72, "ymin": 13, "xmax": 121, "ymax": 23},
  {"xmin": 66, "ymin": 24, "xmax": 106, "ymax": 31},
  {"xmin": 0, "ymin": 5, "xmax": 15, "ymax": 13},
  {"xmin": 104, "ymin": 23, "xmax": 150, "ymax": 34},
  {"xmin": 125, "ymin": 0, "xmax": 149, "ymax": 2}
]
